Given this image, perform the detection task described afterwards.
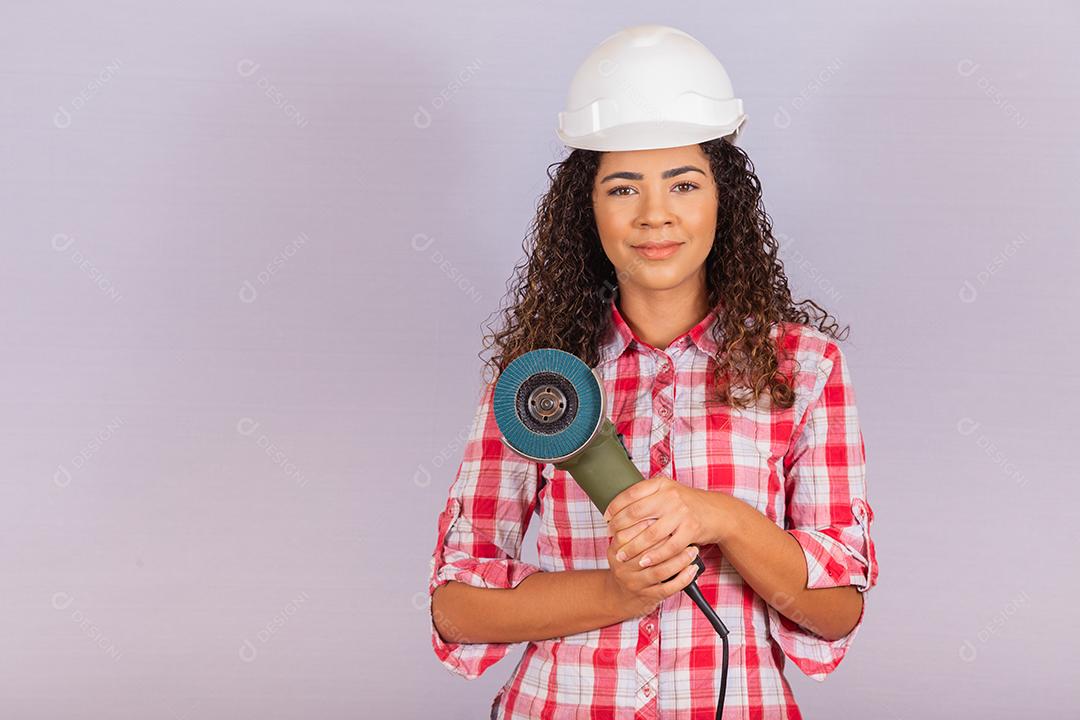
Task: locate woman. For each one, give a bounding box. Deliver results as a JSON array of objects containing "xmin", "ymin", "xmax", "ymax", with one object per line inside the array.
[{"xmin": 427, "ymin": 25, "xmax": 878, "ymax": 720}]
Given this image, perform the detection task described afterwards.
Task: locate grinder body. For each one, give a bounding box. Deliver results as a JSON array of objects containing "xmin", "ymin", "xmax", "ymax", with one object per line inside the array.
[
  {"xmin": 493, "ymin": 348, "xmax": 705, "ymax": 583},
  {"xmin": 553, "ymin": 417, "xmax": 637, "ymax": 514},
  {"xmin": 555, "ymin": 417, "xmax": 706, "ymax": 582}
]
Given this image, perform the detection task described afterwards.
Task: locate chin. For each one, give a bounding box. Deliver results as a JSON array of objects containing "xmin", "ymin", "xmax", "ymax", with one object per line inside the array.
[{"xmin": 628, "ymin": 268, "xmax": 695, "ymax": 291}]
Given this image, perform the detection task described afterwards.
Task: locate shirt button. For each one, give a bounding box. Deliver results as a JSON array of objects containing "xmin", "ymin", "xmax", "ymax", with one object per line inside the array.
[
  {"xmin": 645, "ymin": 622, "xmax": 654, "ymax": 634},
  {"xmin": 643, "ymin": 686, "xmax": 652, "ymax": 697},
  {"xmin": 657, "ymin": 452, "xmax": 668, "ymax": 465}
]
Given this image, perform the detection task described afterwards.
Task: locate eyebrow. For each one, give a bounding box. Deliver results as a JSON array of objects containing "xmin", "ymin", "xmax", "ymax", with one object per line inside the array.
[{"xmin": 599, "ymin": 165, "xmax": 708, "ymax": 184}]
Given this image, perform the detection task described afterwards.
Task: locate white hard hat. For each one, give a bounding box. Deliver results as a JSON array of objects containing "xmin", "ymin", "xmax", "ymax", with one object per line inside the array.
[{"xmin": 556, "ymin": 25, "xmax": 747, "ymax": 152}]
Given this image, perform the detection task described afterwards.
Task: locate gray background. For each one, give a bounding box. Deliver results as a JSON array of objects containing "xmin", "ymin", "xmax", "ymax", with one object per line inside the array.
[{"xmin": 2, "ymin": 1, "xmax": 1076, "ymax": 718}]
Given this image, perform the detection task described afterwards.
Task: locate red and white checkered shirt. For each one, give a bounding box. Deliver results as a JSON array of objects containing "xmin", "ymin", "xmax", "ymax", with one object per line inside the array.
[{"xmin": 428, "ymin": 298, "xmax": 879, "ymax": 719}]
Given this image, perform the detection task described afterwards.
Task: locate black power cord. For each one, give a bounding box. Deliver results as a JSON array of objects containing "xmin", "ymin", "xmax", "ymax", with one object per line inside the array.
[
  {"xmin": 684, "ymin": 580, "xmax": 730, "ymax": 720},
  {"xmin": 666, "ymin": 553, "xmax": 730, "ymax": 719}
]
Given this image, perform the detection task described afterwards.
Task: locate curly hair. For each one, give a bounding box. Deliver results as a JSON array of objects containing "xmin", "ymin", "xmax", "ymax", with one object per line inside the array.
[{"xmin": 478, "ymin": 136, "xmax": 849, "ymax": 410}]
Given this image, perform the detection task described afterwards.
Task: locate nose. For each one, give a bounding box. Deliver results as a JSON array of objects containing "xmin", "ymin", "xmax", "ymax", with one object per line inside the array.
[{"xmin": 635, "ymin": 187, "xmax": 676, "ymax": 229}]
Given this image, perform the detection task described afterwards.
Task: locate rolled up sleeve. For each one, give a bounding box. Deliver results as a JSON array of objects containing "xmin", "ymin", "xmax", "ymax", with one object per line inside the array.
[
  {"xmin": 768, "ymin": 339, "xmax": 879, "ymax": 681},
  {"xmin": 427, "ymin": 381, "xmax": 543, "ymax": 680}
]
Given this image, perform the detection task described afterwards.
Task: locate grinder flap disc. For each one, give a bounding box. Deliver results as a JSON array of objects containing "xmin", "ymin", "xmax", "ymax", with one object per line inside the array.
[{"xmin": 493, "ymin": 348, "xmax": 604, "ymax": 462}]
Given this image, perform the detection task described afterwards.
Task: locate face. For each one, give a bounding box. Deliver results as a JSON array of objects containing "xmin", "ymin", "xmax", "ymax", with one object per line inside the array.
[{"xmin": 591, "ymin": 144, "xmax": 718, "ymax": 294}]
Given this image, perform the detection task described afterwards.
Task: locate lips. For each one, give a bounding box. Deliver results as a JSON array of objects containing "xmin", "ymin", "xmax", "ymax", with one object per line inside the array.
[{"xmin": 632, "ymin": 242, "xmax": 683, "ymax": 260}]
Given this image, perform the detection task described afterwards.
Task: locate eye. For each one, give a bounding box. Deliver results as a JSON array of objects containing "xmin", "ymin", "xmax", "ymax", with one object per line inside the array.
[{"xmin": 607, "ymin": 182, "xmax": 699, "ymax": 197}]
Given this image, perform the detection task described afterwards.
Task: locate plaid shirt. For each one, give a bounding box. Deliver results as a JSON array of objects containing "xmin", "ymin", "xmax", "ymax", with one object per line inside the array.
[{"xmin": 427, "ymin": 298, "xmax": 878, "ymax": 719}]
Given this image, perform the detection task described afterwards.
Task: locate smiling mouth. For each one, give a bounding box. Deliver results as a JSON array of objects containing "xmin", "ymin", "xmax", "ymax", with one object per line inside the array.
[{"xmin": 632, "ymin": 242, "xmax": 684, "ymax": 260}]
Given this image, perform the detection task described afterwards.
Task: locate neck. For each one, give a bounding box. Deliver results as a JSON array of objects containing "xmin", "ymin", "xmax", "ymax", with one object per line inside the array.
[{"xmin": 617, "ymin": 278, "xmax": 711, "ymax": 351}]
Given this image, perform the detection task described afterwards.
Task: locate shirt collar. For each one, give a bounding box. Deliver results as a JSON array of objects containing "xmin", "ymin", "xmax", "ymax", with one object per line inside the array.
[{"xmin": 598, "ymin": 297, "xmax": 722, "ymax": 365}]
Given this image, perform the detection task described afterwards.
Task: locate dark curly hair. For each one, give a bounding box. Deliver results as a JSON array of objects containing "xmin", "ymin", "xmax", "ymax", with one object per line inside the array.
[{"xmin": 478, "ymin": 136, "xmax": 849, "ymax": 410}]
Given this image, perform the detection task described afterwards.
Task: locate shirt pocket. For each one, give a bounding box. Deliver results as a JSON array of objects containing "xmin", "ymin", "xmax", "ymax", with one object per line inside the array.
[
  {"xmin": 692, "ymin": 402, "xmax": 792, "ymax": 522},
  {"xmin": 537, "ymin": 464, "xmax": 608, "ymax": 568}
]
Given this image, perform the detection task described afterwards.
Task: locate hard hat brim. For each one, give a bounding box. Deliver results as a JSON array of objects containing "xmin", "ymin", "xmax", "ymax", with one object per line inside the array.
[{"xmin": 556, "ymin": 117, "xmax": 746, "ymax": 152}]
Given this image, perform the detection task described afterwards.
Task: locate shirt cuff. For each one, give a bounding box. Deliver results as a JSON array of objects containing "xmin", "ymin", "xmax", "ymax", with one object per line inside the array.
[
  {"xmin": 766, "ymin": 497, "xmax": 877, "ymax": 680},
  {"xmin": 429, "ymin": 557, "xmax": 543, "ymax": 680},
  {"xmin": 786, "ymin": 496, "xmax": 876, "ymax": 593},
  {"xmin": 765, "ymin": 585, "xmax": 870, "ymax": 681}
]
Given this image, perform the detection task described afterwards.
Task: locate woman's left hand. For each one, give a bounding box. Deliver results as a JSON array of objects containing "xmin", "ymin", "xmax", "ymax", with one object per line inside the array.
[{"xmin": 603, "ymin": 476, "xmax": 715, "ymax": 568}]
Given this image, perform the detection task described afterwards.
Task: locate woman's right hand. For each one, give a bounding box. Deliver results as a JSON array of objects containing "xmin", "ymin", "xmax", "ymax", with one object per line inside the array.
[{"xmin": 604, "ymin": 520, "xmax": 701, "ymax": 620}]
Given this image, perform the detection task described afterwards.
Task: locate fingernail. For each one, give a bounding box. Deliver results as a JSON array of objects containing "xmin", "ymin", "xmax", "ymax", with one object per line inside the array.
[
  {"xmin": 688, "ymin": 546, "xmax": 699, "ymax": 558},
  {"xmin": 616, "ymin": 550, "xmax": 626, "ymax": 562},
  {"xmin": 639, "ymin": 555, "xmax": 651, "ymax": 567}
]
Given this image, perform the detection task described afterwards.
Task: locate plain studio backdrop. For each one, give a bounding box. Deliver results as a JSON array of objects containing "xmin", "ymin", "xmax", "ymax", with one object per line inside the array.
[{"xmin": 2, "ymin": 2, "xmax": 1076, "ymax": 718}]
